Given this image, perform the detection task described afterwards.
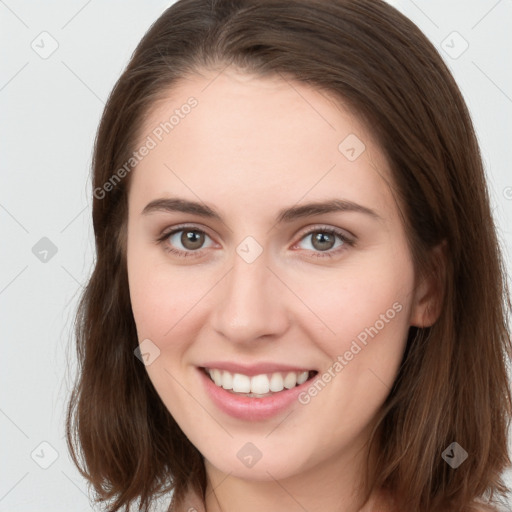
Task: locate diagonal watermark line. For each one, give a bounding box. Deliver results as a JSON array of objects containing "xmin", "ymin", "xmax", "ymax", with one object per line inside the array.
[
  {"xmin": 471, "ymin": 0, "xmax": 502, "ymax": 30},
  {"xmin": 265, "ymin": 266, "xmax": 337, "ymax": 335},
  {"xmin": 472, "ymin": 61, "xmax": 512, "ymax": 104},
  {"xmin": 264, "ymin": 409, "xmax": 295, "ymax": 438},
  {"xmin": 266, "ymin": 470, "xmax": 309, "ymax": 511},
  {"xmin": 0, "ymin": 265, "xmax": 28, "ymax": 296},
  {"xmin": 0, "ymin": 62, "xmax": 29, "ymax": 92},
  {"xmin": 164, "ymin": 267, "xmax": 234, "ymax": 337},
  {"xmin": 61, "ymin": 61, "xmax": 104, "ymax": 104},
  {"xmin": 0, "ymin": 472, "xmax": 29, "ymax": 502},
  {"xmin": 0, "ymin": 0, "xmax": 29, "ymax": 28},
  {"xmin": 60, "ymin": 205, "xmax": 88, "ymax": 233},
  {"xmin": 200, "ymin": 62, "xmax": 231, "ymax": 93},
  {"xmin": 205, "ymin": 470, "xmax": 232, "ymax": 502},
  {"xmin": 408, "ymin": 0, "xmax": 439, "ymax": 29},
  {"xmin": 365, "ymin": 266, "xmax": 437, "ymax": 396},
  {"xmin": 0, "ymin": 203, "xmax": 29, "ymax": 233},
  {"xmin": 266, "ymin": 164, "xmax": 337, "ymax": 235},
  {"xmin": 163, "ymin": 367, "xmax": 234, "ymax": 438},
  {"xmin": 0, "ymin": 408, "xmax": 30, "ymax": 439},
  {"xmin": 63, "ymin": 288, "xmax": 83, "ymax": 312},
  {"xmin": 367, "ymin": 367, "xmax": 392, "ymax": 392},
  {"xmin": 164, "ymin": 163, "xmax": 233, "ymax": 234},
  {"xmin": 60, "ymin": 265, "xmax": 84, "ymax": 288},
  {"xmin": 278, "ymin": 72, "xmax": 336, "ymax": 130},
  {"xmin": 60, "ymin": 470, "xmax": 90, "ymax": 499},
  {"xmin": 61, "ymin": 0, "xmax": 93, "ymax": 29}
]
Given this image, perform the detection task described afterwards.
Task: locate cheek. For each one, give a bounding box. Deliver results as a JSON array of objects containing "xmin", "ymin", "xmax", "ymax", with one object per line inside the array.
[
  {"xmin": 293, "ymin": 248, "xmax": 414, "ymax": 367},
  {"xmin": 128, "ymin": 266, "xmax": 196, "ymax": 340},
  {"xmin": 127, "ymin": 238, "xmax": 214, "ymax": 345},
  {"xmin": 127, "ymin": 235, "xmax": 175, "ymax": 339}
]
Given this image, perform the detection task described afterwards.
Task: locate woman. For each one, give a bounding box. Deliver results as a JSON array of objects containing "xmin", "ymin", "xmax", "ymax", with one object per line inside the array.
[{"xmin": 65, "ymin": 1, "xmax": 512, "ymax": 511}]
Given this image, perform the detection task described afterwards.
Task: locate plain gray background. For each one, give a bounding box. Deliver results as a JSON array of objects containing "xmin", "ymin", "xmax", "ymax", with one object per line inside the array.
[{"xmin": 1, "ymin": 1, "xmax": 511, "ymax": 510}]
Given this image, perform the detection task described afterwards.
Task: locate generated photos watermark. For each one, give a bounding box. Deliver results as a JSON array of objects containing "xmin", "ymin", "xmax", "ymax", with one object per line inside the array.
[
  {"xmin": 298, "ymin": 301, "xmax": 403, "ymax": 405},
  {"xmin": 94, "ymin": 97, "xmax": 198, "ymax": 200}
]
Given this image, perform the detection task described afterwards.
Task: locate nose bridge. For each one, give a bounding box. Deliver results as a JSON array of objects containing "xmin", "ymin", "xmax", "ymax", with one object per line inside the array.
[{"xmin": 210, "ymin": 240, "xmax": 288, "ymax": 342}]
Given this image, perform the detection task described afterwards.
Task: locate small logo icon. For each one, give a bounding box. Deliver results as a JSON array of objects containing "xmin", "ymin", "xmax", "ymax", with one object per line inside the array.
[
  {"xmin": 236, "ymin": 236, "xmax": 263, "ymax": 264},
  {"xmin": 442, "ymin": 442, "xmax": 468, "ymax": 468},
  {"xmin": 237, "ymin": 442, "xmax": 263, "ymax": 468},
  {"xmin": 338, "ymin": 134, "xmax": 366, "ymax": 161},
  {"xmin": 31, "ymin": 441, "xmax": 59, "ymax": 469},
  {"xmin": 441, "ymin": 31, "xmax": 469, "ymax": 60},
  {"xmin": 134, "ymin": 338, "xmax": 161, "ymax": 366},
  {"xmin": 32, "ymin": 237, "xmax": 58, "ymax": 263},
  {"xmin": 31, "ymin": 31, "xmax": 59, "ymax": 59}
]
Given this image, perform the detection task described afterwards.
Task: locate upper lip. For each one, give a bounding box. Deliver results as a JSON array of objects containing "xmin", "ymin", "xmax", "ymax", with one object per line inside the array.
[{"xmin": 200, "ymin": 361, "xmax": 315, "ymax": 377}]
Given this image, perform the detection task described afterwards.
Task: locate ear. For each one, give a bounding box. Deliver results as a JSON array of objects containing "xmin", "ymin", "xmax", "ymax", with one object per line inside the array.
[{"xmin": 409, "ymin": 240, "xmax": 447, "ymax": 328}]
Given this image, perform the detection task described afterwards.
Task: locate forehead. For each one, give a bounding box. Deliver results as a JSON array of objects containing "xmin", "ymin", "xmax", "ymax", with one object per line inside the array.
[{"xmin": 129, "ymin": 68, "xmax": 395, "ymax": 221}]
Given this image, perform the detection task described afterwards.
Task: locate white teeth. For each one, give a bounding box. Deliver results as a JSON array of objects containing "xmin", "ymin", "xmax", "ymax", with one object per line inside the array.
[
  {"xmin": 269, "ymin": 372, "xmax": 284, "ymax": 392},
  {"xmin": 251, "ymin": 374, "xmax": 270, "ymax": 394},
  {"xmin": 232, "ymin": 373, "xmax": 251, "ymax": 393},
  {"xmin": 212, "ymin": 369, "xmax": 223, "ymax": 387},
  {"xmin": 206, "ymin": 368, "xmax": 313, "ymax": 395},
  {"xmin": 221, "ymin": 370, "xmax": 233, "ymax": 390},
  {"xmin": 283, "ymin": 372, "xmax": 298, "ymax": 389},
  {"xmin": 297, "ymin": 371, "xmax": 308, "ymax": 385}
]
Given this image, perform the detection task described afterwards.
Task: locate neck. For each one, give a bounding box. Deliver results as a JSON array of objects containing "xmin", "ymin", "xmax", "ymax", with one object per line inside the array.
[{"xmin": 203, "ymin": 429, "xmax": 386, "ymax": 512}]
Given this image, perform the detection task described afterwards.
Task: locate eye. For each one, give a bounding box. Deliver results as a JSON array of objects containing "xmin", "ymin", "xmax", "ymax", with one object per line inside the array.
[
  {"xmin": 294, "ymin": 226, "xmax": 354, "ymax": 259},
  {"xmin": 156, "ymin": 224, "xmax": 355, "ymax": 260},
  {"xmin": 156, "ymin": 225, "xmax": 214, "ymax": 258}
]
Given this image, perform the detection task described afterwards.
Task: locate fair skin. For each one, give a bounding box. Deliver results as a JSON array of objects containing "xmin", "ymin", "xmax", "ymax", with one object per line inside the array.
[{"xmin": 126, "ymin": 67, "xmax": 440, "ymax": 512}]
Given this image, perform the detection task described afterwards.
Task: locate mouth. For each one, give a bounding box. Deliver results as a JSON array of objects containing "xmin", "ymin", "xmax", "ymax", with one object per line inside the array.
[{"xmin": 200, "ymin": 367, "xmax": 319, "ymax": 399}]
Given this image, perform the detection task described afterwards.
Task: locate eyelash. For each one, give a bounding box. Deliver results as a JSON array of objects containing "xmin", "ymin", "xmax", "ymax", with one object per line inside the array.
[{"xmin": 155, "ymin": 224, "xmax": 355, "ymax": 260}]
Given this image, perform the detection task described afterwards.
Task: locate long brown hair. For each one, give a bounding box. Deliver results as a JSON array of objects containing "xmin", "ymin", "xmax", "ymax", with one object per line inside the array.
[{"xmin": 65, "ymin": 1, "xmax": 512, "ymax": 511}]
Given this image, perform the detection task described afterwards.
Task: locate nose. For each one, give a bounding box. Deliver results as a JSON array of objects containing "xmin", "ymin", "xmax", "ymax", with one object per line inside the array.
[{"xmin": 209, "ymin": 245, "xmax": 290, "ymax": 344}]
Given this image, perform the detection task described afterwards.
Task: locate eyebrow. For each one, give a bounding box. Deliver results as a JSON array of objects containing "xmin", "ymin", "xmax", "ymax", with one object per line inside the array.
[{"xmin": 141, "ymin": 197, "xmax": 382, "ymax": 223}]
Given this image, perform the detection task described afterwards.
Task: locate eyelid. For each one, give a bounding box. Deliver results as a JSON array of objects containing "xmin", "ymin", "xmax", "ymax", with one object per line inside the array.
[
  {"xmin": 157, "ymin": 223, "xmax": 216, "ymax": 241},
  {"xmin": 294, "ymin": 223, "xmax": 355, "ymax": 243},
  {"xmin": 291, "ymin": 224, "xmax": 355, "ymax": 259},
  {"xmin": 156, "ymin": 223, "xmax": 217, "ymax": 249},
  {"xmin": 156, "ymin": 222, "xmax": 356, "ymax": 258},
  {"xmin": 157, "ymin": 223, "xmax": 355, "ymax": 243}
]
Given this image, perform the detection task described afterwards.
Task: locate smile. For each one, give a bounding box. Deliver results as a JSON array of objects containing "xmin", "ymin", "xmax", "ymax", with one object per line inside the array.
[
  {"xmin": 203, "ymin": 367, "xmax": 317, "ymax": 397},
  {"xmin": 198, "ymin": 361, "xmax": 320, "ymax": 420}
]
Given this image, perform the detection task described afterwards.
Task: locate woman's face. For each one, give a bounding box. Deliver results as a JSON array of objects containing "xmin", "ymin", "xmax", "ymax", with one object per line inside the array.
[{"xmin": 126, "ymin": 68, "xmax": 433, "ymax": 481}]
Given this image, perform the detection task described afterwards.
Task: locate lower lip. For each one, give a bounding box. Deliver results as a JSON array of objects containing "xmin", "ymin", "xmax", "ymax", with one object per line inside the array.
[{"xmin": 198, "ymin": 367, "xmax": 317, "ymax": 421}]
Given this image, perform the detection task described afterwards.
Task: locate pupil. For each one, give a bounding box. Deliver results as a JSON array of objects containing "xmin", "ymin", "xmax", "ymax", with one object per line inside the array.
[
  {"xmin": 179, "ymin": 231, "xmax": 335, "ymax": 251},
  {"xmin": 313, "ymin": 232, "xmax": 334, "ymax": 251},
  {"xmin": 183, "ymin": 230, "xmax": 204, "ymax": 250}
]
